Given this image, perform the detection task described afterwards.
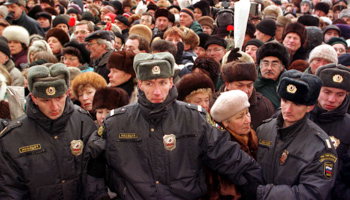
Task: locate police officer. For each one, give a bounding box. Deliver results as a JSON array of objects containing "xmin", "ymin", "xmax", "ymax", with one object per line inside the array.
[
  {"xmin": 0, "ymin": 64, "xmax": 98, "ymax": 199},
  {"xmin": 255, "ymin": 70, "xmax": 338, "ymax": 200},
  {"xmin": 94, "ymin": 52, "xmax": 263, "ymax": 199}
]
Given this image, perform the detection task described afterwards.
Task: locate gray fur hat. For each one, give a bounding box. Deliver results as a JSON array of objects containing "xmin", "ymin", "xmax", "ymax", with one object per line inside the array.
[
  {"xmin": 27, "ymin": 63, "xmax": 70, "ymax": 98},
  {"xmin": 338, "ymin": 8, "xmax": 350, "ymax": 19},
  {"xmin": 133, "ymin": 52, "xmax": 174, "ymax": 81},
  {"xmin": 2, "ymin": 25, "xmax": 30, "ymax": 47},
  {"xmin": 316, "ymin": 63, "xmax": 350, "ymax": 91}
]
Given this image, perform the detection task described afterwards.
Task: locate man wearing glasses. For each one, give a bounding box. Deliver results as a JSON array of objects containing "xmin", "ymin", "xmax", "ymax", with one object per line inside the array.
[
  {"xmin": 254, "ymin": 42, "xmax": 289, "ymax": 110},
  {"xmin": 73, "ymin": 20, "xmax": 94, "ymax": 43},
  {"xmin": 204, "ymin": 35, "xmax": 227, "ymax": 63},
  {"xmin": 84, "ymin": 30, "xmax": 113, "ymax": 83}
]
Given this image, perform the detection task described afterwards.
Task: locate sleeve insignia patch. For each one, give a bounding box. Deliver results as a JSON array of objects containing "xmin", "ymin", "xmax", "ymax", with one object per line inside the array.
[
  {"xmin": 206, "ymin": 113, "xmax": 225, "ymax": 131},
  {"xmin": 324, "ymin": 161, "xmax": 334, "ymax": 179},
  {"xmin": 97, "ymin": 126, "xmax": 104, "ymax": 137},
  {"xmin": 319, "ymin": 153, "xmax": 337, "ymax": 163}
]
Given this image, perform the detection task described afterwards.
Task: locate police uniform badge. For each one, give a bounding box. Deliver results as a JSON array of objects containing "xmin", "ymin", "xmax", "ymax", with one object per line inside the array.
[
  {"xmin": 286, "ymin": 84, "xmax": 297, "ymax": 94},
  {"xmin": 329, "ymin": 136, "xmax": 340, "ymax": 149},
  {"xmin": 324, "ymin": 162, "xmax": 334, "ymax": 179},
  {"xmin": 280, "ymin": 149, "xmax": 289, "ymax": 165},
  {"xmin": 46, "ymin": 87, "xmax": 56, "ymax": 96},
  {"xmin": 163, "ymin": 134, "xmax": 176, "ymax": 151},
  {"xmin": 333, "ymin": 74, "xmax": 343, "ymax": 83},
  {"xmin": 152, "ymin": 66, "xmax": 160, "ymax": 74},
  {"xmin": 70, "ymin": 140, "xmax": 84, "ymax": 156}
]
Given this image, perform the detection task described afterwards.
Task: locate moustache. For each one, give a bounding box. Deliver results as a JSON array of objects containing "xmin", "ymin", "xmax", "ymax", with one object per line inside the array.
[{"xmin": 263, "ymin": 70, "xmax": 275, "ymax": 75}]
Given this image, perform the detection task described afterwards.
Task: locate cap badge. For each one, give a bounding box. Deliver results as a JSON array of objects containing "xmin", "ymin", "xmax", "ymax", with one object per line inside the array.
[
  {"xmin": 152, "ymin": 66, "xmax": 160, "ymax": 74},
  {"xmin": 46, "ymin": 87, "xmax": 56, "ymax": 96},
  {"xmin": 70, "ymin": 140, "xmax": 84, "ymax": 156},
  {"xmin": 286, "ymin": 84, "xmax": 297, "ymax": 94},
  {"xmin": 333, "ymin": 74, "xmax": 343, "ymax": 83},
  {"xmin": 163, "ymin": 134, "xmax": 176, "ymax": 151}
]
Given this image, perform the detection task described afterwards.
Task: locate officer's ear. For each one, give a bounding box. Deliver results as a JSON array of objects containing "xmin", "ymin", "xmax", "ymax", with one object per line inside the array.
[
  {"xmin": 31, "ymin": 94, "xmax": 38, "ymax": 105},
  {"xmin": 306, "ymin": 105, "xmax": 315, "ymax": 113},
  {"xmin": 138, "ymin": 80, "xmax": 143, "ymax": 91}
]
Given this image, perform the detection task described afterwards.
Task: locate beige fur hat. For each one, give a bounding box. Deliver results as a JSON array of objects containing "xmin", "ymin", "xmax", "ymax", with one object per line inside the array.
[
  {"xmin": 2, "ymin": 25, "xmax": 30, "ymax": 47},
  {"xmin": 210, "ymin": 90, "xmax": 250, "ymax": 123},
  {"xmin": 129, "ymin": 24, "xmax": 152, "ymax": 44}
]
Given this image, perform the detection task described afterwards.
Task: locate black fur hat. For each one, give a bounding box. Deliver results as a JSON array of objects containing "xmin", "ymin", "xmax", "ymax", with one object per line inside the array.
[
  {"xmin": 193, "ymin": 1, "xmax": 210, "ymax": 16},
  {"xmin": 256, "ymin": 42, "xmax": 290, "ymax": 68},
  {"xmin": 316, "ymin": 63, "xmax": 350, "ymax": 92},
  {"xmin": 93, "ymin": 87, "xmax": 129, "ymax": 111},
  {"xmin": 277, "ymin": 69, "xmax": 322, "ymax": 105}
]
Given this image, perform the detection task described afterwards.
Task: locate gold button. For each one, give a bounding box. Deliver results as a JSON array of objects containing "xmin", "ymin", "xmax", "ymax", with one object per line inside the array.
[
  {"xmin": 54, "ymin": 136, "xmax": 58, "ymax": 139},
  {"xmin": 62, "ymin": 180, "xmax": 65, "ymax": 183},
  {"xmin": 156, "ymin": 181, "xmax": 159, "ymax": 184},
  {"xmin": 151, "ymin": 128, "xmax": 154, "ymax": 132}
]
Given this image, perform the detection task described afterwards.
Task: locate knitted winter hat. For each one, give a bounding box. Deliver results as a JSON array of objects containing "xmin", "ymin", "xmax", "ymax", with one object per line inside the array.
[
  {"xmin": 338, "ymin": 8, "xmax": 350, "ymax": 19},
  {"xmin": 52, "ymin": 15, "xmax": 69, "ymax": 27},
  {"xmin": 256, "ymin": 42, "xmax": 290, "ymax": 67},
  {"xmin": 256, "ymin": 19, "xmax": 276, "ymax": 36},
  {"xmin": 282, "ymin": 22, "xmax": 308, "ymax": 46},
  {"xmin": 2, "ymin": 25, "xmax": 29, "ymax": 47},
  {"xmin": 81, "ymin": 11, "xmax": 95, "ymax": 22},
  {"xmin": 193, "ymin": 1, "xmax": 210, "ymax": 16},
  {"xmin": 180, "ymin": 8, "xmax": 194, "ymax": 19},
  {"xmin": 222, "ymin": 62, "xmax": 257, "ymax": 83},
  {"xmin": 115, "ymin": 15, "xmax": 130, "ymax": 26},
  {"xmin": 308, "ymin": 44, "xmax": 338, "ymax": 64},
  {"xmin": 93, "ymin": 87, "xmax": 129, "ymax": 111},
  {"xmin": 175, "ymin": 73, "xmax": 214, "ymax": 101},
  {"xmin": 306, "ymin": 26, "xmax": 323, "ymax": 52},
  {"xmin": 198, "ymin": 16, "xmax": 214, "ymax": 29},
  {"xmin": 129, "ymin": 24, "xmax": 152, "ymax": 44},
  {"xmin": 204, "ymin": 35, "xmax": 227, "ymax": 49},
  {"xmin": 35, "ymin": 11, "xmax": 52, "ymax": 23},
  {"xmin": 107, "ymin": 50, "xmax": 136, "ymax": 78},
  {"xmin": 326, "ymin": 37, "xmax": 348, "ymax": 48},
  {"xmin": 315, "ymin": 2, "xmax": 330, "ymax": 15},
  {"xmin": 316, "ymin": 63, "xmax": 350, "ymax": 91},
  {"xmin": 192, "ymin": 56, "xmax": 220, "ymax": 84},
  {"xmin": 335, "ymin": 24, "xmax": 350, "ymax": 39},
  {"xmin": 277, "ymin": 69, "xmax": 322, "ymax": 105},
  {"xmin": 27, "ymin": 63, "xmax": 70, "ymax": 98},
  {"xmin": 45, "ymin": 28, "xmax": 70, "ymax": 46},
  {"xmin": 323, "ymin": 25, "xmax": 341, "ymax": 37},
  {"xmin": 0, "ymin": 6, "xmax": 8, "ymax": 18},
  {"xmin": 71, "ymin": 72, "xmax": 107, "ymax": 99},
  {"xmin": 211, "ymin": 90, "xmax": 250, "ymax": 122},
  {"xmin": 0, "ymin": 36, "xmax": 10, "ymax": 58},
  {"xmin": 244, "ymin": 39, "xmax": 264, "ymax": 49}
]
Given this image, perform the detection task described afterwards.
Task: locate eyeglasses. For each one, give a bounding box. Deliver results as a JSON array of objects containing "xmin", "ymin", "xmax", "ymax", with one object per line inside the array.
[
  {"xmin": 74, "ymin": 30, "xmax": 90, "ymax": 35},
  {"xmin": 206, "ymin": 48, "xmax": 224, "ymax": 53},
  {"xmin": 61, "ymin": 56, "xmax": 78, "ymax": 62},
  {"xmin": 85, "ymin": 42, "xmax": 98, "ymax": 47},
  {"xmin": 260, "ymin": 61, "xmax": 281, "ymax": 68}
]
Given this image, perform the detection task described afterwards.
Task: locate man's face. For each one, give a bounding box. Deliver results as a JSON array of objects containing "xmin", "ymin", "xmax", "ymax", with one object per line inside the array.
[
  {"xmin": 254, "ymin": 29, "xmax": 265, "ymax": 41},
  {"xmin": 206, "ymin": 44, "xmax": 226, "ymax": 62},
  {"xmin": 301, "ymin": 3, "xmax": 310, "ymax": 13},
  {"xmin": 259, "ymin": 56, "xmax": 284, "ymax": 81},
  {"xmin": 115, "ymin": 20, "xmax": 128, "ymax": 31},
  {"xmin": 31, "ymin": 92, "xmax": 68, "ymax": 120},
  {"xmin": 115, "ymin": 37, "xmax": 123, "ymax": 51},
  {"xmin": 140, "ymin": 15, "xmax": 153, "ymax": 29},
  {"xmin": 125, "ymin": 39, "xmax": 141, "ymax": 54},
  {"xmin": 226, "ymin": 80, "xmax": 254, "ymax": 99},
  {"xmin": 108, "ymin": 68, "xmax": 132, "ymax": 87},
  {"xmin": 74, "ymin": 24, "xmax": 90, "ymax": 43},
  {"xmin": 194, "ymin": 46, "xmax": 206, "ymax": 57},
  {"xmin": 155, "ymin": 16, "xmax": 169, "ymax": 32},
  {"xmin": 138, "ymin": 78, "xmax": 173, "ymax": 103},
  {"xmin": 37, "ymin": 17, "xmax": 50, "ymax": 28},
  {"xmin": 93, "ymin": 0, "xmax": 102, "ymax": 6},
  {"xmin": 324, "ymin": 29, "xmax": 339, "ymax": 42},
  {"xmin": 86, "ymin": 39, "xmax": 105, "ymax": 60},
  {"xmin": 275, "ymin": 26, "xmax": 284, "ymax": 42},
  {"xmin": 283, "ymin": 32, "xmax": 301, "ymax": 53},
  {"xmin": 62, "ymin": 53, "xmax": 81, "ymax": 67},
  {"xmin": 6, "ymin": 3, "xmax": 23, "ymax": 20},
  {"xmin": 309, "ymin": 58, "xmax": 332, "ymax": 74},
  {"xmin": 0, "ymin": 51, "xmax": 9, "ymax": 65},
  {"xmin": 56, "ymin": 23, "xmax": 69, "ymax": 33},
  {"xmin": 245, "ymin": 45, "xmax": 259, "ymax": 63},
  {"xmin": 281, "ymin": 98, "xmax": 314, "ymax": 127},
  {"xmin": 179, "ymin": 12, "xmax": 194, "ymax": 28},
  {"xmin": 318, "ymin": 86, "xmax": 347, "ymax": 111},
  {"xmin": 342, "ymin": 17, "xmax": 350, "ymax": 25},
  {"xmin": 314, "ymin": 10, "xmax": 326, "ymax": 17}
]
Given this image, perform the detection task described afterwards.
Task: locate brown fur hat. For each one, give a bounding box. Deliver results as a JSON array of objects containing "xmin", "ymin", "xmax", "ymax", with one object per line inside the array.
[
  {"xmin": 107, "ymin": 50, "xmax": 136, "ymax": 78},
  {"xmin": 192, "ymin": 56, "xmax": 220, "ymax": 84},
  {"xmin": 175, "ymin": 73, "xmax": 214, "ymax": 101},
  {"xmin": 45, "ymin": 28, "xmax": 70, "ymax": 46},
  {"xmin": 288, "ymin": 59, "xmax": 310, "ymax": 71},
  {"xmin": 222, "ymin": 61, "xmax": 258, "ymax": 83},
  {"xmin": 282, "ymin": 22, "xmax": 308, "ymax": 47},
  {"xmin": 93, "ymin": 87, "xmax": 129, "ymax": 111},
  {"xmin": 71, "ymin": 72, "xmax": 107, "ymax": 99}
]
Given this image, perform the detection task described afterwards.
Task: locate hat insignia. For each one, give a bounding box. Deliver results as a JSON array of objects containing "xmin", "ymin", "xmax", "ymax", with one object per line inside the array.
[
  {"xmin": 163, "ymin": 134, "xmax": 176, "ymax": 151},
  {"xmin": 286, "ymin": 84, "xmax": 297, "ymax": 94},
  {"xmin": 333, "ymin": 74, "xmax": 343, "ymax": 83},
  {"xmin": 152, "ymin": 66, "xmax": 161, "ymax": 74},
  {"xmin": 46, "ymin": 87, "xmax": 56, "ymax": 96}
]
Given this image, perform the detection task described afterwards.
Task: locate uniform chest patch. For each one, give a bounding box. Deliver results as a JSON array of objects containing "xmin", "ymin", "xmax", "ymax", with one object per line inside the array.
[
  {"xmin": 119, "ymin": 133, "xmax": 138, "ymax": 139},
  {"xmin": 163, "ymin": 134, "xmax": 176, "ymax": 151},
  {"xmin": 70, "ymin": 140, "xmax": 84, "ymax": 156},
  {"xmin": 259, "ymin": 139, "xmax": 271, "ymax": 147},
  {"xmin": 19, "ymin": 144, "xmax": 41, "ymax": 153}
]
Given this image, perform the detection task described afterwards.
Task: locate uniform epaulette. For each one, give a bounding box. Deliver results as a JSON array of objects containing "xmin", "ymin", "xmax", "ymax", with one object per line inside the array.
[
  {"xmin": 261, "ymin": 118, "xmax": 273, "ymax": 124},
  {"xmin": 314, "ymin": 131, "xmax": 334, "ymax": 150},
  {"xmin": 185, "ymin": 103, "xmax": 206, "ymax": 114},
  {"xmin": 77, "ymin": 107, "xmax": 89, "ymax": 115},
  {"xmin": 105, "ymin": 107, "xmax": 127, "ymax": 120},
  {"xmin": 0, "ymin": 120, "xmax": 22, "ymax": 138}
]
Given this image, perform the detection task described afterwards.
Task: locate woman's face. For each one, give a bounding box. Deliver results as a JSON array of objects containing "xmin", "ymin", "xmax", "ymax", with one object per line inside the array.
[
  {"xmin": 95, "ymin": 108, "xmax": 111, "ymax": 125},
  {"xmin": 78, "ymin": 85, "xmax": 96, "ymax": 111},
  {"xmin": 62, "ymin": 53, "xmax": 82, "ymax": 67},
  {"xmin": 8, "ymin": 40, "xmax": 23, "ymax": 55},
  {"xmin": 187, "ymin": 92, "xmax": 210, "ymax": 112},
  {"xmin": 115, "ymin": 37, "xmax": 123, "ymax": 51},
  {"xmin": 223, "ymin": 108, "xmax": 251, "ymax": 135},
  {"xmin": 47, "ymin": 36, "xmax": 63, "ymax": 54},
  {"xmin": 108, "ymin": 68, "xmax": 132, "ymax": 87}
]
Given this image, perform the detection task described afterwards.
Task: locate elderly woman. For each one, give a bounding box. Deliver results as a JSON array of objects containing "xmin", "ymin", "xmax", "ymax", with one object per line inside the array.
[
  {"xmin": 203, "ymin": 90, "xmax": 258, "ymax": 199},
  {"xmin": 326, "ymin": 37, "xmax": 348, "ymax": 57},
  {"xmin": 175, "ymin": 73, "xmax": 214, "ymax": 112},
  {"xmin": 45, "ymin": 28, "xmax": 70, "ymax": 61},
  {"xmin": 71, "ymin": 72, "xmax": 107, "ymax": 118},
  {"xmin": 2, "ymin": 25, "xmax": 30, "ymax": 71},
  {"xmin": 62, "ymin": 40, "xmax": 93, "ymax": 72},
  {"xmin": 27, "ymin": 40, "xmax": 53, "ymax": 63}
]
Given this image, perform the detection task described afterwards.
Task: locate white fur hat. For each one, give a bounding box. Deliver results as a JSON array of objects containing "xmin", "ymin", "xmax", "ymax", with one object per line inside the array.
[
  {"xmin": 210, "ymin": 90, "xmax": 250, "ymax": 123},
  {"xmin": 2, "ymin": 25, "xmax": 30, "ymax": 47},
  {"xmin": 27, "ymin": 40, "xmax": 52, "ymax": 62}
]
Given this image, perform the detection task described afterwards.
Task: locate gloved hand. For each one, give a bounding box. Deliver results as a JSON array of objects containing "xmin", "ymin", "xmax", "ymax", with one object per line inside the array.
[
  {"xmin": 175, "ymin": 41, "xmax": 184, "ymax": 65},
  {"xmin": 5, "ymin": 11, "xmax": 14, "ymax": 24},
  {"xmin": 227, "ymin": 47, "xmax": 242, "ymax": 63},
  {"xmin": 240, "ymin": 172, "xmax": 260, "ymax": 200}
]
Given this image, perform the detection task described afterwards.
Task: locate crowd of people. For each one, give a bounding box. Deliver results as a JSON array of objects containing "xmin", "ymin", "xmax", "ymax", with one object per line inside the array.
[{"xmin": 0, "ymin": 0, "xmax": 349, "ymax": 199}]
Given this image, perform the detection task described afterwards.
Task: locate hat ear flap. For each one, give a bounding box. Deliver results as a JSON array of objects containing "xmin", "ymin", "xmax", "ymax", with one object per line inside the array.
[
  {"xmin": 50, "ymin": 63, "xmax": 70, "ymax": 87},
  {"xmin": 27, "ymin": 65, "xmax": 50, "ymax": 92}
]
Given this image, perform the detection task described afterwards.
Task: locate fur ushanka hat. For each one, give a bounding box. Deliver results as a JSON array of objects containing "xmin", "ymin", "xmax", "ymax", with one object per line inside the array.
[
  {"xmin": 256, "ymin": 42, "xmax": 290, "ymax": 68},
  {"xmin": 71, "ymin": 72, "xmax": 107, "ymax": 99},
  {"xmin": 222, "ymin": 62, "xmax": 257, "ymax": 83},
  {"xmin": 2, "ymin": 25, "xmax": 30, "ymax": 47},
  {"xmin": 282, "ymin": 22, "xmax": 308, "ymax": 47},
  {"xmin": 175, "ymin": 73, "xmax": 214, "ymax": 101},
  {"xmin": 93, "ymin": 87, "xmax": 129, "ymax": 111},
  {"xmin": 107, "ymin": 50, "xmax": 136, "ymax": 79},
  {"xmin": 45, "ymin": 28, "xmax": 70, "ymax": 46},
  {"xmin": 192, "ymin": 56, "xmax": 220, "ymax": 84},
  {"xmin": 316, "ymin": 63, "xmax": 350, "ymax": 92}
]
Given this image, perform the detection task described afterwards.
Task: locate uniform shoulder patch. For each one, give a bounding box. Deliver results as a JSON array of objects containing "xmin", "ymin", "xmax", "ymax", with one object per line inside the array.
[
  {"xmin": 314, "ymin": 131, "xmax": 334, "ymax": 150},
  {"xmin": 97, "ymin": 125, "xmax": 104, "ymax": 138},
  {"xmin": 0, "ymin": 120, "xmax": 22, "ymax": 138},
  {"xmin": 262, "ymin": 118, "xmax": 273, "ymax": 124},
  {"xmin": 106, "ymin": 107, "xmax": 127, "ymax": 119},
  {"xmin": 185, "ymin": 103, "xmax": 206, "ymax": 113}
]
